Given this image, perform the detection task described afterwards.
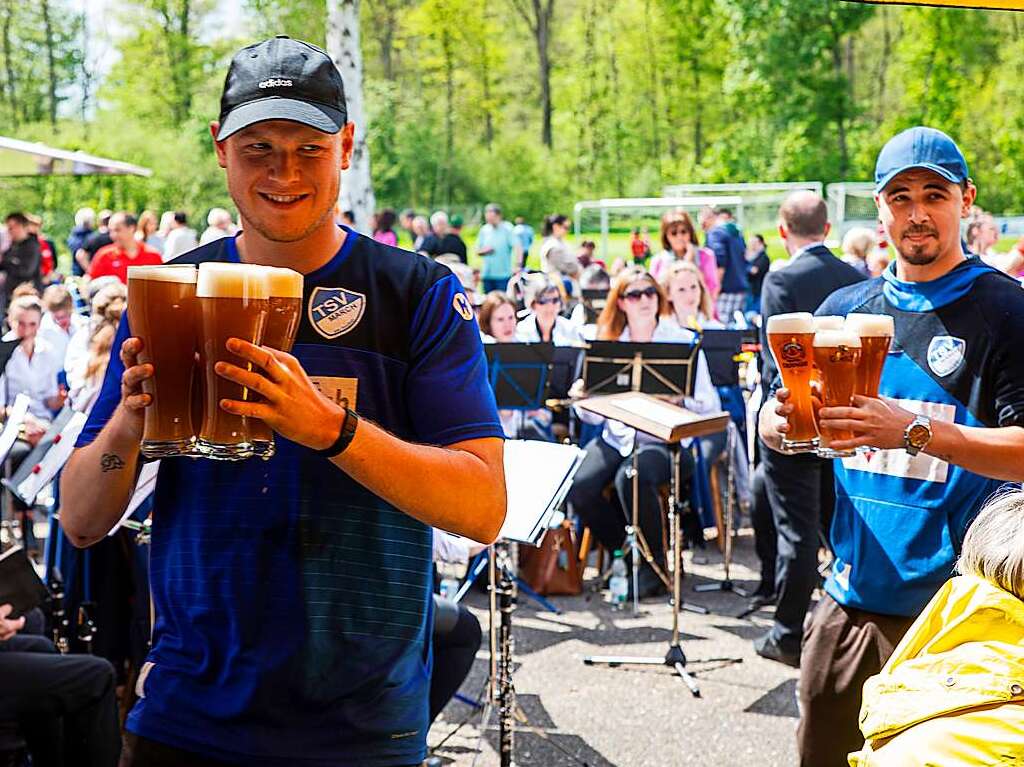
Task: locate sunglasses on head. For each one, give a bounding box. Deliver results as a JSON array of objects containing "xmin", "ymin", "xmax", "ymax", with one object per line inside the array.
[{"xmin": 623, "ymin": 286, "xmax": 658, "ymax": 301}]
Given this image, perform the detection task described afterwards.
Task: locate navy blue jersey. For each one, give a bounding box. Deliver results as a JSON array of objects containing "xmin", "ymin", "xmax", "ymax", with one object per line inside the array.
[
  {"xmin": 816, "ymin": 257, "xmax": 1024, "ymax": 617},
  {"xmin": 77, "ymin": 228, "xmax": 503, "ymax": 765}
]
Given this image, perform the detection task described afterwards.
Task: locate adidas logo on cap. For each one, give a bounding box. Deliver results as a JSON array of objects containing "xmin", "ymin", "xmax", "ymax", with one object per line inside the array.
[{"xmin": 258, "ymin": 78, "xmax": 293, "ymax": 89}]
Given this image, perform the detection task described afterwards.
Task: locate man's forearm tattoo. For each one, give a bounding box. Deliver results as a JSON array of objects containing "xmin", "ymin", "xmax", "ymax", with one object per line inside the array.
[{"xmin": 100, "ymin": 453, "xmax": 126, "ymax": 472}]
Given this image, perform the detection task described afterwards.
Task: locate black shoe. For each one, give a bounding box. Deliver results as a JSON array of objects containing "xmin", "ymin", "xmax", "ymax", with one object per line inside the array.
[
  {"xmin": 746, "ymin": 589, "xmax": 777, "ymax": 612},
  {"xmin": 753, "ymin": 632, "xmax": 801, "ymax": 668}
]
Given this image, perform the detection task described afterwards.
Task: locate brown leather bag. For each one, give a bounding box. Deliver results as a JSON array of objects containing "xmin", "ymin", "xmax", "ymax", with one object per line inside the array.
[{"xmin": 517, "ymin": 521, "xmax": 583, "ymax": 596}]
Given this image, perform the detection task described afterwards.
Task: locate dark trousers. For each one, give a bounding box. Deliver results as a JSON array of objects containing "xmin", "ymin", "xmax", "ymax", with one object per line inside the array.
[
  {"xmin": 569, "ymin": 438, "xmax": 691, "ymax": 559},
  {"xmin": 750, "ymin": 462, "xmax": 776, "ymax": 593},
  {"xmin": 0, "ymin": 634, "xmax": 120, "ymax": 767},
  {"xmin": 797, "ymin": 594, "xmax": 914, "ymax": 767},
  {"xmin": 482, "ymin": 277, "xmax": 509, "ymax": 293},
  {"xmin": 761, "ymin": 443, "xmax": 835, "ymax": 652},
  {"xmin": 430, "ymin": 599, "xmax": 482, "ymax": 722},
  {"xmin": 122, "ymin": 734, "xmax": 420, "ymax": 767}
]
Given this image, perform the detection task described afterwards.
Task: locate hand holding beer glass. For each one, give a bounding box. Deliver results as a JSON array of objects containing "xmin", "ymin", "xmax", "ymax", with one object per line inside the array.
[
  {"xmin": 127, "ymin": 265, "xmax": 199, "ymax": 458},
  {"xmin": 766, "ymin": 312, "xmax": 819, "ymax": 452},
  {"xmin": 813, "ymin": 329, "xmax": 862, "ymax": 458}
]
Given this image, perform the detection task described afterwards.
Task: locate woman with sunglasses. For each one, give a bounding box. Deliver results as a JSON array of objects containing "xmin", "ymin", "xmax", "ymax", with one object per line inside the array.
[
  {"xmin": 515, "ymin": 276, "xmax": 583, "ymax": 345},
  {"xmin": 650, "ymin": 209, "xmax": 720, "ymax": 312},
  {"xmin": 568, "ymin": 266, "xmax": 720, "ymax": 599}
]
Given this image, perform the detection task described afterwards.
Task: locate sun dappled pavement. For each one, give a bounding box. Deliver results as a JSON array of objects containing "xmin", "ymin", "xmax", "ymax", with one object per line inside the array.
[{"xmin": 429, "ymin": 530, "xmax": 804, "ymax": 767}]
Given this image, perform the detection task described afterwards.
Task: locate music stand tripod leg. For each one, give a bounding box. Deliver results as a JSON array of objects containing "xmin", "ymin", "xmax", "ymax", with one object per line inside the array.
[{"xmin": 583, "ymin": 443, "xmax": 741, "ymax": 696}]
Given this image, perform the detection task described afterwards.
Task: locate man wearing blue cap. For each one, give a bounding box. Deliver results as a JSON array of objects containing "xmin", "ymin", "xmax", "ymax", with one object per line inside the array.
[{"xmin": 762, "ymin": 126, "xmax": 1024, "ymax": 765}]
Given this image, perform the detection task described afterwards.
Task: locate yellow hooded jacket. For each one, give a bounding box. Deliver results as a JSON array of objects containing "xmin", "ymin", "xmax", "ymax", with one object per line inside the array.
[{"xmin": 849, "ymin": 575, "xmax": 1024, "ymax": 766}]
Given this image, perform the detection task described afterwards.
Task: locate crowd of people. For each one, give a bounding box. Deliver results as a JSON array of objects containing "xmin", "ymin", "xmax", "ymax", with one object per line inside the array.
[{"xmin": 3, "ymin": 36, "xmax": 1024, "ymax": 767}]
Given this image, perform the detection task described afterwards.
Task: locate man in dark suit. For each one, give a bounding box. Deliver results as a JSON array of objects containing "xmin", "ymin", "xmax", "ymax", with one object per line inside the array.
[{"xmin": 753, "ymin": 191, "xmax": 865, "ymax": 667}]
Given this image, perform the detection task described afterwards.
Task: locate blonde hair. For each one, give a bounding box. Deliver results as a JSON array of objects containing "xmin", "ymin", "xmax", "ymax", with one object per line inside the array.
[
  {"xmin": 596, "ymin": 266, "xmax": 668, "ymax": 340},
  {"xmin": 84, "ymin": 284, "xmax": 127, "ymax": 385},
  {"xmin": 660, "ymin": 260, "xmax": 714, "ymax": 323},
  {"xmin": 842, "ymin": 226, "xmax": 875, "ymax": 261},
  {"xmin": 957, "ymin": 490, "xmax": 1024, "ymax": 600}
]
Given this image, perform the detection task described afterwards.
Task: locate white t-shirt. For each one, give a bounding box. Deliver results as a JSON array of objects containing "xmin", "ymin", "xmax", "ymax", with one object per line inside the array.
[
  {"xmin": 0, "ymin": 333, "xmax": 61, "ymax": 421},
  {"xmin": 163, "ymin": 227, "xmax": 199, "ymax": 261},
  {"xmin": 39, "ymin": 311, "xmax": 89, "ymax": 368}
]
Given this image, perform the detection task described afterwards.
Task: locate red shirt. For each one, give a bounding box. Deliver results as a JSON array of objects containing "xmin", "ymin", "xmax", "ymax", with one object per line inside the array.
[{"xmin": 88, "ymin": 242, "xmax": 162, "ymax": 283}]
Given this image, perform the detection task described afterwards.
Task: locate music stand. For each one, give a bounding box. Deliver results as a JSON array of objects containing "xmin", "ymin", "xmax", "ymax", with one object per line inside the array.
[
  {"xmin": 691, "ymin": 330, "xmax": 749, "ymax": 599},
  {"xmin": 580, "ymin": 342, "xmax": 697, "ymax": 599},
  {"xmin": 577, "ymin": 394, "xmax": 739, "ymax": 696},
  {"xmin": 485, "ymin": 343, "xmax": 554, "ymax": 410},
  {"xmin": 580, "ymin": 289, "xmax": 608, "ymax": 325}
]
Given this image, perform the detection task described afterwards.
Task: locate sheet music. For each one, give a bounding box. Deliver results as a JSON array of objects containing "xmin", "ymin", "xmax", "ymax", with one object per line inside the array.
[
  {"xmin": 109, "ymin": 461, "xmax": 161, "ymax": 535},
  {"xmin": 613, "ymin": 395, "xmax": 692, "ymax": 427},
  {"xmin": 500, "ymin": 440, "xmax": 585, "ymax": 545},
  {"xmin": 0, "ymin": 394, "xmax": 30, "ymax": 464},
  {"xmin": 16, "ymin": 411, "xmax": 88, "ymax": 505}
]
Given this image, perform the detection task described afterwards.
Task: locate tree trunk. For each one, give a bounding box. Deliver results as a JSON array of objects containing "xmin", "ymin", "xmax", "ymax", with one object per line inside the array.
[
  {"xmin": 327, "ymin": 0, "xmax": 377, "ymax": 233},
  {"xmin": 378, "ymin": 0, "xmax": 397, "ymax": 80},
  {"xmin": 41, "ymin": 0, "xmax": 57, "ymax": 127},
  {"xmin": 536, "ymin": 0, "xmax": 553, "ymax": 148},
  {"xmin": 1, "ymin": 0, "xmax": 18, "ymax": 126},
  {"xmin": 643, "ymin": 0, "xmax": 661, "ymax": 173},
  {"xmin": 441, "ymin": 25, "xmax": 455, "ymax": 205},
  {"xmin": 831, "ymin": 35, "xmax": 849, "ymax": 179}
]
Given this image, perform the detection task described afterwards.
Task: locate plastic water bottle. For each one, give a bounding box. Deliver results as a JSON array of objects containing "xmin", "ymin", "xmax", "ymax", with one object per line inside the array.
[{"xmin": 609, "ymin": 550, "xmax": 628, "ymax": 607}]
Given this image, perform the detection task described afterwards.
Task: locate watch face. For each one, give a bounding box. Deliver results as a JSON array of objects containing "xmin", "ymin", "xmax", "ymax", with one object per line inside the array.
[{"xmin": 909, "ymin": 424, "xmax": 930, "ymax": 448}]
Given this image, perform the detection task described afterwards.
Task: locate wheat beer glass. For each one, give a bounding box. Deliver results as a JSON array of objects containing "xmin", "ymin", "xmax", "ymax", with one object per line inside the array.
[
  {"xmin": 196, "ymin": 263, "xmax": 269, "ymax": 460},
  {"xmin": 248, "ymin": 266, "xmax": 304, "ymax": 460},
  {"xmin": 766, "ymin": 312, "xmax": 818, "ymax": 452},
  {"xmin": 845, "ymin": 313, "xmax": 894, "ymax": 399},
  {"xmin": 127, "ymin": 265, "xmax": 199, "ymax": 458},
  {"xmin": 813, "ymin": 329, "xmax": 862, "ymax": 459}
]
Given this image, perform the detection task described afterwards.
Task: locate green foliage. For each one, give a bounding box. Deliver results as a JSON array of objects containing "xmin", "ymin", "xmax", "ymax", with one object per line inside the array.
[{"xmin": 4, "ymin": 0, "xmax": 1024, "ymax": 250}]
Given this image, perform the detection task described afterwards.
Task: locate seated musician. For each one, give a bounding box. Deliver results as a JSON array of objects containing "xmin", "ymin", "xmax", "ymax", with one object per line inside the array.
[
  {"xmin": 660, "ymin": 260, "xmax": 722, "ymax": 332},
  {"xmin": 568, "ymin": 267, "xmax": 721, "ymax": 599},
  {"xmin": 514, "ymin": 276, "xmax": 583, "ymax": 345}
]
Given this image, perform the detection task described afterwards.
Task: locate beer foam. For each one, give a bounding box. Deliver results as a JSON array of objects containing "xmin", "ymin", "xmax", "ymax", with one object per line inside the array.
[
  {"xmin": 812, "ymin": 316, "xmax": 844, "ymax": 331},
  {"xmin": 813, "ymin": 329, "xmax": 862, "ymax": 348},
  {"xmin": 196, "ymin": 263, "xmax": 269, "ymax": 299},
  {"xmin": 255, "ymin": 266, "xmax": 303, "ymax": 298},
  {"xmin": 766, "ymin": 312, "xmax": 813, "ymax": 334},
  {"xmin": 127, "ymin": 265, "xmax": 197, "ymax": 283},
  {"xmin": 845, "ymin": 313, "xmax": 894, "ymax": 337}
]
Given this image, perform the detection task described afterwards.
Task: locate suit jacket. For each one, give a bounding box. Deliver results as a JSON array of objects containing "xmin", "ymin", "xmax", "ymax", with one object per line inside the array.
[{"xmin": 759, "ymin": 244, "xmax": 866, "ymax": 400}]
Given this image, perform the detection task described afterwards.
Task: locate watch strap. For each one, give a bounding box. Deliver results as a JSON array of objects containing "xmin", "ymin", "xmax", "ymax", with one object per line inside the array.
[{"xmin": 317, "ymin": 407, "xmax": 359, "ymax": 458}]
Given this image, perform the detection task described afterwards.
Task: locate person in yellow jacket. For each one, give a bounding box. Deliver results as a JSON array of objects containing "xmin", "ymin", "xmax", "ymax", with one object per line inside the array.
[{"xmin": 850, "ymin": 490, "xmax": 1024, "ymax": 766}]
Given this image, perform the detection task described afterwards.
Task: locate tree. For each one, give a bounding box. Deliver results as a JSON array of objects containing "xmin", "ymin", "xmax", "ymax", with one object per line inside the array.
[
  {"xmin": 510, "ymin": 0, "xmax": 555, "ymax": 148},
  {"xmin": 327, "ymin": 0, "xmax": 377, "ymax": 231}
]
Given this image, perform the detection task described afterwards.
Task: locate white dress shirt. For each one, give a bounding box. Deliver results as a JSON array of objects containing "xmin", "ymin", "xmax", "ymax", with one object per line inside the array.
[
  {"xmin": 0, "ymin": 332, "xmax": 62, "ymax": 421},
  {"xmin": 39, "ymin": 311, "xmax": 89, "ymax": 368}
]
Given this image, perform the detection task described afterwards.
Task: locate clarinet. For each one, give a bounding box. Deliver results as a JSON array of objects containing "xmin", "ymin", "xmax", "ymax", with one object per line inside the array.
[
  {"xmin": 495, "ymin": 543, "xmax": 517, "ymax": 767},
  {"xmin": 48, "ymin": 566, "xmax": 71, "ymax": 654}
]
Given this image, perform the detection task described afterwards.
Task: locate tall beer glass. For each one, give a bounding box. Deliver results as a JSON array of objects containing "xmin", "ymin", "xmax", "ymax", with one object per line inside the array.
[
  {"xmin": 845, "ymin": 313, "xmax": 894, "ymax": 398},
  {"xmin": 127, "ymin": 265, "xmax": 199, "ymax": 458},
  {"xmin": 249, "ymin": 266, "xmax": 304, "ymax": 460},
  {"xmin": 813, "ymin": 329, "xmax": 862, "ymax": 459},
  {"xmin": 196, "ymin": 263, "xmax": 269, "ymax": 460},
  {"xmin": 766, "ymin": 312, "xmax": 818, "ymax": 452}
]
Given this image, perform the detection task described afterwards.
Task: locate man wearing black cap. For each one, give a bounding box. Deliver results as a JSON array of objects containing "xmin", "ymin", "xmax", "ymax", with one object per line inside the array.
[
  {"xmin": 61, "ymin": 37, "xmax": 506, "ymax": 767},
  {"xmin": 762, "ymin": 126, "xmax": 1024, "ymax": 765}
]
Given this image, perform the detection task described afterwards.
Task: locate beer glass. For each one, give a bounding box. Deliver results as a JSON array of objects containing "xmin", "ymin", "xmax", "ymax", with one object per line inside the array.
[
  {"xmin": 766, "ymin": 312, "xmax": 819, "ymax": 452},
  {"xmin": 812, "ymin": 315, "xmax": 844, "ymax": 332},
  {"xmin": 196, "ymin": 263, "xmax": 269, "ymax": 460},
  {"xmin": 813, "ymin": 329, "xmax": 862, "ymax": 459},
  {"xmin": 248, "ymin": 266, "xmax": 304, "ymax": 460},
  {"xmin": 845, "ymin": 313, "xmax": 894, "ymax": 399},
  {"xmin": 127, "ymin": 265, "xmax": 199, "ymax": 458}
]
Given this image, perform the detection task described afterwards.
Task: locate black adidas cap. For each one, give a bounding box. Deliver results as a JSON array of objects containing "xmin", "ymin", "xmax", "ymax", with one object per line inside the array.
[{"xmin": 216, "ymin": 36, "xmax": 348, "ymax": 141}]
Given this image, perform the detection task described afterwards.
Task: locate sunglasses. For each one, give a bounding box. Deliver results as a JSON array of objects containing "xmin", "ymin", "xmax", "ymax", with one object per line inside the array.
[
  {"xmin": 535, "ymin": 295, "xmax": 562, "ymax": 306},
  {"xmin": 622, "ymin": 286, "xmax": 658, "ymax": 301}
]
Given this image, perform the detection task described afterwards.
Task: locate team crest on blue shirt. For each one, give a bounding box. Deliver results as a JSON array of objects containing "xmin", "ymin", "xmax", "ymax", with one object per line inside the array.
[
  {"xmin": 927, "ymin": 335, "xmax": 966, "ymax": 378},
  {"xmin": 452, "ymin": 292, "xmax": 474, "ymax": 321},
  {"xmin": 308, "ymin": 286, "xmax": 366, "ymax": 339}
]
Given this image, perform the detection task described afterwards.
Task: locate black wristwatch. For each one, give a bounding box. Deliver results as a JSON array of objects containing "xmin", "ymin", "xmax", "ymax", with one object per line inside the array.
[{"xmin": 317, "ymin": 406, "xmax": 359, "ymax": 458}]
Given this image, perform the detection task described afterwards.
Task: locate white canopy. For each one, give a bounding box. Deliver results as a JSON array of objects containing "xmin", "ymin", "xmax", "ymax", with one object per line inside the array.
[{"xmin": 0, "ymin": 135, "xmax": 152, "ymax": 177}]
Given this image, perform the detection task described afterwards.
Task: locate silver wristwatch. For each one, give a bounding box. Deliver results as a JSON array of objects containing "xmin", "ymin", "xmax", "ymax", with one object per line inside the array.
[{"xmin": 904, "ymin": 415, "xmax": 932, "ymax": 457}]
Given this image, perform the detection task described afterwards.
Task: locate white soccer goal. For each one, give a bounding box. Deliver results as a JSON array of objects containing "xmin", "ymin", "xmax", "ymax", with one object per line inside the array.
[{"xmin": 826, "ymin": 182, "xmax": 878, "ymax": 236}]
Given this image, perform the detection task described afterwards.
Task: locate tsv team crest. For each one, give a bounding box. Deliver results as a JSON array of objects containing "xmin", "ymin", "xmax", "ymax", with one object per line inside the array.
[
  {"xmin": 927, "ymin": 335, "xmax": 966, "ymax": 378},
  {"xmin": 308, "ymin": 287, "xmax": 366, "ymax": 339}
]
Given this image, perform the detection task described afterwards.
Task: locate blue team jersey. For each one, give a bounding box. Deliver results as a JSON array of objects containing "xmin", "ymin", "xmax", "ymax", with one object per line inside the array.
[
  {"xmin": 77, "ymin": 228, "xmax": 503, "ymax": 765},
  {"xmin": 816, "ymin": 257, "xmax": 1024, "ymax": 617}
]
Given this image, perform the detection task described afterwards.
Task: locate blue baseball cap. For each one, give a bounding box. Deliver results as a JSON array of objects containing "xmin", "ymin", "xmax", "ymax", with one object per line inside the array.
[{"xmin": 874, "ymin": 127, "xmax": 969, "ymax": 194}]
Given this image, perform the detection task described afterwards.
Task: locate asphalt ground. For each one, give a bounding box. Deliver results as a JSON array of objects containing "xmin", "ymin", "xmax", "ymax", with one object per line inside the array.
[{"xmin": 428, "ymin": 529, "xmax": 807, "ymax": 767}]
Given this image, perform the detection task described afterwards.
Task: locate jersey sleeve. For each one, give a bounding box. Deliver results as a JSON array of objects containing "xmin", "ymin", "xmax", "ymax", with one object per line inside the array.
[
  {"xmin": 76, "ymin": 314, "xmax": 130, "ymax": 447},
  {"xmin": 991, "ymin": 307, "xmax": 1024, "ymax": 428},
  {"xmin": 406, "ymin": 273, "xmax": 504, "ymax": 445}
]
